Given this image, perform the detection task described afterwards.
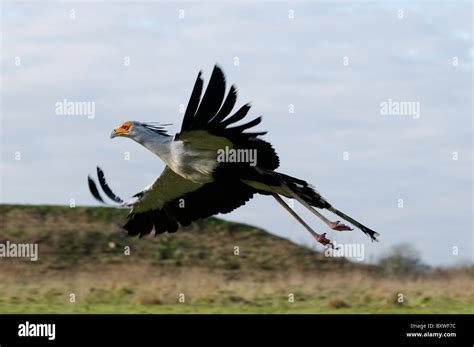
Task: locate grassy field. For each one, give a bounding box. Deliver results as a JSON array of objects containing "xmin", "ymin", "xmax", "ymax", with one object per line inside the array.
[
  {"xmin": 1, "ymin": 265, "xmax": 473, "ymax": 313},
  {"xmin": 0, "ymin": 204, "xmax": 473, "ymax": 313}
]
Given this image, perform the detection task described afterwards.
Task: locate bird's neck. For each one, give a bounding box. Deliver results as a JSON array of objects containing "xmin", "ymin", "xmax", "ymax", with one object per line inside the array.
[{"xmin": 135, "ymin": 134, "xmax": 174, "ymax": 162}]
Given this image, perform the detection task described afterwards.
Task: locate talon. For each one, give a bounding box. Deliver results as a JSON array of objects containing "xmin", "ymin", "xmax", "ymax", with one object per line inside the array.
[
  {"xmin": 315, "ymin": 232, "xmax": 334, "ymax": 248},
  {"xmin": 330, "ymin": 221, "xmax": 353, "ymax": 231}
]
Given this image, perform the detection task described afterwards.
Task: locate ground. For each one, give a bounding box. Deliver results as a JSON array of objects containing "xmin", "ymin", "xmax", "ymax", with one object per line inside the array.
[{"xmin": 0, "ymin": 204, "xmax": 472, "ymax": 313}]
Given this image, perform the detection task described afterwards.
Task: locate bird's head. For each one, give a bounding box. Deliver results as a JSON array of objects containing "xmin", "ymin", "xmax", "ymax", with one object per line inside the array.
[
  {"xmin": 110, "ymin": 121, "xmax": 171, "ymax": 140},
  {"xmin": 110, "ymin": 121, "xmax": 134, "ymax": 139}
]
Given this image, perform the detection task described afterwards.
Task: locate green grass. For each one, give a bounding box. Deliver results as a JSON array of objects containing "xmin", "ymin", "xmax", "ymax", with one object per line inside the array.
[{"xmin": 2, "ymin": 300, "xmax": 473, "ymax": 314}]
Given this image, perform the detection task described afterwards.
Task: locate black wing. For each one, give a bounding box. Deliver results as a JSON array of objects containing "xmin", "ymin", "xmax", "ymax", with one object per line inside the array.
[
  {"xmin": 97, "ymin": 167, "xmax": 124, "ymax": 203},
  {"xmin": 177, "ymin": 65, "xmax": 280, "ymax": 171},
  {"xmin": 88, "ymin": 175, "xmax": 105, "ymax": 203},
  {"xmin": 87, "ymin": 165, "xmax": 256, "ymax": 237},
  {"xmin": 124, "ymin": 167, "xmax": 256, "ymax": 237}
]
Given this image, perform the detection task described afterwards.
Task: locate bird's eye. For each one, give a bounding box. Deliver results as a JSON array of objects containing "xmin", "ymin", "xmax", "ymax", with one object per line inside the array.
[{"xmin": 122, "ymin": 124, "xmax": 129, "ymax": 130}]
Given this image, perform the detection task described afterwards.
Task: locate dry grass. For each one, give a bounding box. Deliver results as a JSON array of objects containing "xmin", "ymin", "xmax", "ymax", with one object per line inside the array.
[{"xmin": 1, "ymin": 263, "xmax": 473, "ymax": 313}]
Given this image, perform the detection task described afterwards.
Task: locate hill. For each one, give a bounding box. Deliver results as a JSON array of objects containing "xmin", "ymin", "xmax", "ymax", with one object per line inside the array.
[{"xmin": 0, "ymin": 204, "xmax": 363, "ymax": 272}]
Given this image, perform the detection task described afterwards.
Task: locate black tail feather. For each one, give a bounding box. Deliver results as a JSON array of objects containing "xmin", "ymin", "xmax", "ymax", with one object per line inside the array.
[
  {"xmin": 273, "ymin": 172, "xmax": 331, "ymax": 209},
  {"xmin": 327, "ymin": 206, "xmax": 380, "ymax": 242},
  {"xmin": 272, "ymin": 172, "xmax": 380, "ymax": 242}
]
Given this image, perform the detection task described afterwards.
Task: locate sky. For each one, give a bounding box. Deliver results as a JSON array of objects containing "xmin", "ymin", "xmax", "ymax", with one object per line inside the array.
[{"xmin": 1, "ymin": 0, "xmax": 472, "ymax": 266}]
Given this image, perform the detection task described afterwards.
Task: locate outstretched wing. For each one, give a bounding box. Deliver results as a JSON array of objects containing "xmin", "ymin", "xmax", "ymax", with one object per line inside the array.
[
  {"xmin": 97, "ymin": 167, "xmax": 124, "ymax": 203},
  {"xmin": 176, "ymin": 65, "xmax": 280, "ymax": 171},
  {"xmin": 124, "ymin": 166, "xmax": 256, "ymax": 237},
  {"xmin": 88, "ymin": 175, "xmax": 105, "ymax": 203}
]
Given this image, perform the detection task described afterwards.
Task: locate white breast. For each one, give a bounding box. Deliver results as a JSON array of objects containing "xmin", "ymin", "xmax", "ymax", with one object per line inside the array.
[
  {"xmin": 166, "ymin": 141, "xmax": 218, "ymax": 183},
  {"xmin": 137, "ymin": 131, "xmax": 220, "ymax": 184}
]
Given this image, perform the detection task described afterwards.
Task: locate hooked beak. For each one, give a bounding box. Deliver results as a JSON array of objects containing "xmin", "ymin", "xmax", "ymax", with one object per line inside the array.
[{"xmin": 110, "ymin": 126, "xmax": 129, "ymax": 139}]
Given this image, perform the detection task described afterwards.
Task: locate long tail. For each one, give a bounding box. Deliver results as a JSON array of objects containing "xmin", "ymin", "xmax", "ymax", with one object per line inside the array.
[
  {"xmin": 327, "ymin": 206, "xmax": 379, "ymax": 241},
  {"xmin": 271, "ymin": 172, "xmax": 332, "ymax": 209},
  {"xmin": 270, "ymin": 171, "xmax": 380, "ymax": 242}
]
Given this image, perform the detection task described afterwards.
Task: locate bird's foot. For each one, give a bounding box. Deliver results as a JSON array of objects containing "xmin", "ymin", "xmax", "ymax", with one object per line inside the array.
[
  {"xmin": 314, "ymin": 233, "xmax": 335, "ymax": 248},
  {"xmin": 329, "ymin": 220, "xmax": 353, "ymax": 231}
]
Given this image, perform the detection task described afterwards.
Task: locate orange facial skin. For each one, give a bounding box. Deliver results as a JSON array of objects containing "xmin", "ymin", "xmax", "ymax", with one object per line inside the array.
[{"xmin": 113, "ymin": 121, "xmax": 132, "ymax": 136}]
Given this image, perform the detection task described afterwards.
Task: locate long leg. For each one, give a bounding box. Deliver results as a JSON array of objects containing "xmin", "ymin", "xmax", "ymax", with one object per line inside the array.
[
  {"xmin": 273, "ymin": 194, "xmax": 334, "ymax": 248},
  {"xmin": 289, "ymin": 193, "xmax": 353, "ymax": 232}
]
